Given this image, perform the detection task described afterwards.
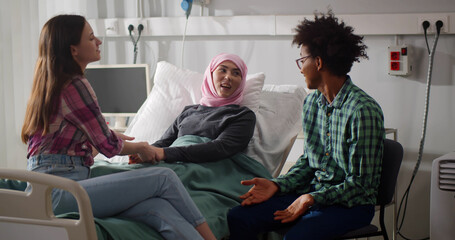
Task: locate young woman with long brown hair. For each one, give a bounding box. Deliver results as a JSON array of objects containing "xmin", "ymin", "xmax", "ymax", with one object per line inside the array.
[{"xmin": 21, "ymin": 14, "xmax": 215, "ymax": 240}]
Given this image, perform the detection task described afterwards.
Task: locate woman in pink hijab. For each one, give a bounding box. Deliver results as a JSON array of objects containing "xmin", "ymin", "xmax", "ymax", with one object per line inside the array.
[
  {"xmin": 199, "ymin": 53, "xmax": 248, "ymax": 107},
  {"xmin": 130, "ymin": 53, "xmax": 256, "ymax": 164}
]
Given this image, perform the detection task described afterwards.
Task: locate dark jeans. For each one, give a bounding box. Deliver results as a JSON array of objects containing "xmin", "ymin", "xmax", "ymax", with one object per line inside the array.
[{"xmin": 227, "ymin": 194, "xmax": 374, "ymax": 240}]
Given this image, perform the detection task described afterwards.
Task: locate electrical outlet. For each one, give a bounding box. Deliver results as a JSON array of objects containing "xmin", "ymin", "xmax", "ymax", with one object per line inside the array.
[
  {"xmin": 124, "ymin": 19, "xmax": 148, "ymax": 36},
  {"xmin": 388, "ymin": 45, "xmax": 412, "ymax": 76},
  {"xmin": 418, "ymin": 16, "xmax": 448, "ymax": 34},
  {"xmin": 104, "ymin": 19, "xmax": 119, "ymax": 36}
]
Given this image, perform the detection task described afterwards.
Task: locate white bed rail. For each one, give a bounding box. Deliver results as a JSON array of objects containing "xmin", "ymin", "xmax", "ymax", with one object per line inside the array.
[{"xmin": 0, "ymin": 168, "xmax": 97, "ymax": 240}]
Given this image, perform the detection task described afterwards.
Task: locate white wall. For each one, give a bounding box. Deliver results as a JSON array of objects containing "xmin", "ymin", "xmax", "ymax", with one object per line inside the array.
[{"xmin": 1, "ymin": 0, "xmax": 455, "ymax": 239}]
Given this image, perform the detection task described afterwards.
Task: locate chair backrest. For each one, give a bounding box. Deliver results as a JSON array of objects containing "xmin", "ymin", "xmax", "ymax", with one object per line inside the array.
[{"xmin": 377, "ymin": 139, "xmax": 403, "ymax": 206}]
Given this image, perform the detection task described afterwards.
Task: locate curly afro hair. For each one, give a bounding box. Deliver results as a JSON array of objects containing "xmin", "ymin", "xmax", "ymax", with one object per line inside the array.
[{"xmin": 292, "ymin": 10, "xmax": 368, "ymax": 76}]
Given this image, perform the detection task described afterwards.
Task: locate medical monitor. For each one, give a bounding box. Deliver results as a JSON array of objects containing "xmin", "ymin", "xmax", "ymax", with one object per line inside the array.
[{"xmin": 85, "ymin": 64, "xmax": 151, "ymax": 129}]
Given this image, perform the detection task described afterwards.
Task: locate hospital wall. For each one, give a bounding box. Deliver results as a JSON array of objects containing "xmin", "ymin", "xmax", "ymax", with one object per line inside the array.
[
  {"xmin": 1, "ymin": 0, "xmax": 455, "ymax": 239},
  {"xmin": 100, "ymin": 3, "xmax": 455, "ymax": 238}
]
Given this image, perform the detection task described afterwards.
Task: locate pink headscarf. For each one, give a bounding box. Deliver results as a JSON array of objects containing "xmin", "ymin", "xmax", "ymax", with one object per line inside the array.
[{"xmin": 199, "ymin": 53, "xmax": 248, "ymax": 107}]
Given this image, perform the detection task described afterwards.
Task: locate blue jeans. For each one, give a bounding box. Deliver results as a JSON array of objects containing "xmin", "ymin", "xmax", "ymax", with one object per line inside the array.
[
  {"xmin": 227, "ymin": 194, "xmax": 374, "ymax": 240},
  {"xmin": 27, "ymin": 154, "xmax": 205, "ymax": 240}
]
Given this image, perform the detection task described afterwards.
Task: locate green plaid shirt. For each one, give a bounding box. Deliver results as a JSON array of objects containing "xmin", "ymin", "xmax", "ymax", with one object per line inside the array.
[{"xmin": 273, "ymin": 77, "xmax": 384, "ymax": 207}]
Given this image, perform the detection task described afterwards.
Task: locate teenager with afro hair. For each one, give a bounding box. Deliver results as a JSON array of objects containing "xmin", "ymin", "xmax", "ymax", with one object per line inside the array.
[{"xmin": 227, "ymin": 10, "xmax": 385, "ymax": 240}]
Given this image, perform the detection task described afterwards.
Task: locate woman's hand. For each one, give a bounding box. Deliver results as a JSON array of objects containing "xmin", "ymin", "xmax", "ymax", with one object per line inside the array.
[
  {"xmin": 91, "ymin": 145, "xmax": 99, "ymax": 157},
  {"xmin": 273, "ymin": 193, "xmax": 314, "ymax": 223},
  {"xmin": 128, "ymin": 153, "xmax": 141, "ymax": 164},
  {"xmin": 129, "ymin": 145, "xmax": 165, "ymax": 164},
  {"xmin": 127, "ymin": 142, "xmax": 158, "ymax": 164},
  {"xmin": 116, "ymin": 132, "xmax": 135, "ymax": 141},
  {"xmin": 239, "ymin": 178, "xmax": 279, "ymax": 206},
  {"xmin": 115, "ymin": 132, "xmax": 158, "ymax": 164},
  {"xmin": 150, "ymin": 146, "xmax": 165, "ymax": 161},
  {"xmin": 139, "ymin": 143, "xmax": 159, "ymax": 163}
]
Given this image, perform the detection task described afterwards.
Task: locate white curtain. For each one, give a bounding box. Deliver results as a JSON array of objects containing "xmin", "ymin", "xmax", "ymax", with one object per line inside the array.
[
  {"xmin": 0, "ymin": 0, "xmax": 90, "ymax": 169},
  {"xmin": 0, "ymin": 0, "xmax": 39, "ymax": 169}
]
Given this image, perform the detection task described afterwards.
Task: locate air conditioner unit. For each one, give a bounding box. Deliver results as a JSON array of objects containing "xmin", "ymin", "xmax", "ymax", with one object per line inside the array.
[{"xmin": 430, "ymin": 152, "xmax": 455, "ymax": 240}]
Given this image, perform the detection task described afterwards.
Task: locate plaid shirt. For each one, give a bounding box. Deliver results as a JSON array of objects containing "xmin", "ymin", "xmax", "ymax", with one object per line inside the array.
[
  {"xmin": 27, "ymin": 76, "xmax": 123, "ymax": 166},
  {"xmin": 272, "ymin": 77, "xmax": 384, "ymax": 207}
]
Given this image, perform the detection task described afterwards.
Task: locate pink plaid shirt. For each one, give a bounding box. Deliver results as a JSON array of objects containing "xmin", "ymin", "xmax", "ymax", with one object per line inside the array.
[{"xmin": 27, "ymin": 76, "xmax": 124, "ymax": 166}]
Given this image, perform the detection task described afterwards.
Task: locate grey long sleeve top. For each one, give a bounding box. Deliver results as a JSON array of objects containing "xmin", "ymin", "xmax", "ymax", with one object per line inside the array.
[{"xmin": 152, "ymin": 104, "xmax": 256, "ymax": 163}]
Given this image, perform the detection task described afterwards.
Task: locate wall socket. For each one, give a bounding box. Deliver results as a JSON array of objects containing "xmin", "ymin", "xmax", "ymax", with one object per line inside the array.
[
  {"xmin": 388, "ymin": 45, "xmax": 412, "ymax": 76},
  {"xmin": 418, "ymin": 16, "xmax": 448, "ymax": 34},
  {"xmin": 124, "ymin": 19, "xmax": 148, "ymax": 36}
]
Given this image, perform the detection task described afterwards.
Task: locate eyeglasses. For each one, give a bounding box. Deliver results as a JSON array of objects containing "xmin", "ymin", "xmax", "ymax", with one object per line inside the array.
[{"xmin": 295, "ymin": 55, "xmax": 312, "ymax": 69}]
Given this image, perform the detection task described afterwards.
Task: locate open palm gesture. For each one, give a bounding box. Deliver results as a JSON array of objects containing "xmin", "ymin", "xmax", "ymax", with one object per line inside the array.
[{"xmin": 239, "ymin": 178, "xmax": 279, "ymax": 206}]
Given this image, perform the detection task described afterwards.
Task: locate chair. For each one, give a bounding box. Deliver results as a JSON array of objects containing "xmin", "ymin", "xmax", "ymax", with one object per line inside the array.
[
  {"xmin": 337, "ymin": 139, "xmax": 403, "ymax": 240},
  {"xmin": 266, "ymin": 139, "xmax": 403, "ymax": 240}
]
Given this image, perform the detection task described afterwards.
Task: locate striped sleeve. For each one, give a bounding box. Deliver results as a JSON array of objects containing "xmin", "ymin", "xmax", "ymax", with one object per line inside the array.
[{"xmin": 272, "ymin": 152, "xmax": 315, "ymax": 194}]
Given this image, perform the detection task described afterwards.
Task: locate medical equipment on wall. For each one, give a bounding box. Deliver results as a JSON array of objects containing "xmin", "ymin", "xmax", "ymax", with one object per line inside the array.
[
  {"xmin": 181, "ymin": 0, "xmax": 193, "ymax": 19},
  {"xmin": 128, "ymin": 23, "xmax": 144, "ymax": 64},
  {"xmin": 183, "ymin": 0, "xmax": 211, "ymax": 17},
  {"xmin": 179, "ymin": 0, "xmax": 211, "ymax": 67},
  {"xmin": 180, "ymin": 0, "xmax": 193, "ymax": 67},
  {"xmin": 396, "ymin": 20, "xmax": 444, "ymax": 240},
  {"xmin": 388, "ymin": 44, "xmax": 412, "ymax": 76}
]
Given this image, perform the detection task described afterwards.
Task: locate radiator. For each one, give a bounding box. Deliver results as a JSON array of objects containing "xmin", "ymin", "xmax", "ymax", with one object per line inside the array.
[{"xmin": 430, "ymin": 152, "xmax": 455, "ymax": 240}]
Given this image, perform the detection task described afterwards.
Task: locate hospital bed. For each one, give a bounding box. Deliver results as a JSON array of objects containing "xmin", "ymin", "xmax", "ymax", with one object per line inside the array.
[{"xmin": 0, "ymin": 61, "xmax": 307, "ymax": 239}]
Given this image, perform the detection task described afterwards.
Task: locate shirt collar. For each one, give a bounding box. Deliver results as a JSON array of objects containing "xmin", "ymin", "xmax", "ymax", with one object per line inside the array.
[{"xmin": 317, "ymin": 76, "xmax": 353, "ymax": 108}]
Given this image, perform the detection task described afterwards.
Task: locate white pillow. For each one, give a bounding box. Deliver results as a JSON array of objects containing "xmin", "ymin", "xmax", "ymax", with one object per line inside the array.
[
  {"xmin": 245, "ymin": 84, "xmax": 307, "ymax": 177},
  {"xmin": 103, "ymin": 61, "xmax": 265, "ymax": 163}
]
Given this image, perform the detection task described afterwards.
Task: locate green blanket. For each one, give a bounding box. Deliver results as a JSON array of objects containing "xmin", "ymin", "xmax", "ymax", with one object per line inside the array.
[
  {"xmin": 88, "ymin": 135, "xmax": 273, "ymax": 239},
  {"xmin": 0, "ymin": 135, "xmax": 272, "ymax": 239}
]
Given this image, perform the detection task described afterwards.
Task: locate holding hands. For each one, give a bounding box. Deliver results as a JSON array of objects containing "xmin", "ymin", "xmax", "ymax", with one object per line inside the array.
[
  {"xmin": 136, "ymin": 143, "xmax": 160, "ymax": 164},
  {"xmin": 129, "ymin": 145, "xmax": 165, "ymax": 164},
  {"xmin": 115, "ymin": 132, "xmax": 162, "ymax": 164}
]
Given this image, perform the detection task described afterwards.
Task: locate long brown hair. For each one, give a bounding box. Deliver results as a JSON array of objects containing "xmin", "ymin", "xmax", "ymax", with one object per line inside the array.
[{"xmin": 21, "ymin": 15, "xmax": 86, "ymax": 143}]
